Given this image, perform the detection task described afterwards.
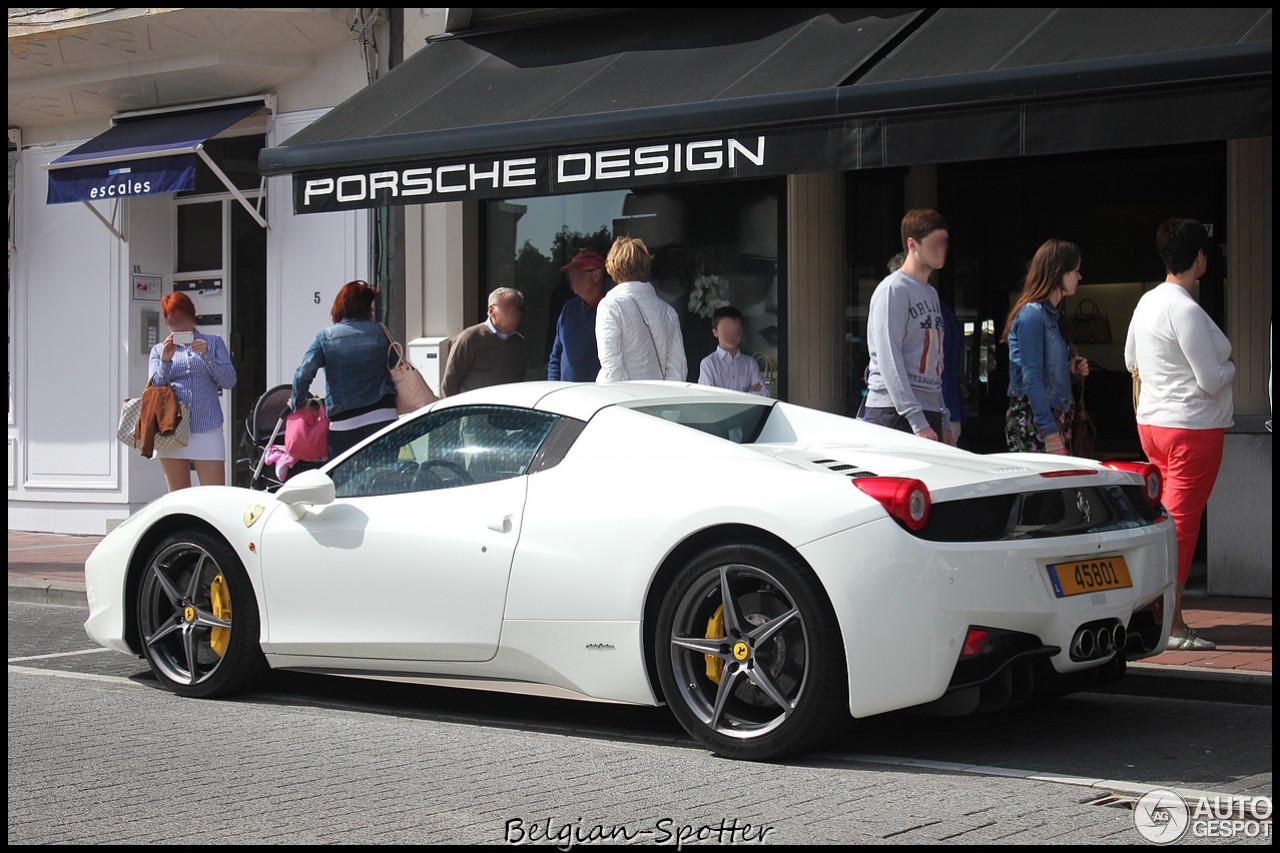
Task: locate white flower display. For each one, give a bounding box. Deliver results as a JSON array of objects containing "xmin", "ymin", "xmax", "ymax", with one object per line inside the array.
[{"xmin": 689, "ymin": 274, "xmax": 729, "ymax": 319}]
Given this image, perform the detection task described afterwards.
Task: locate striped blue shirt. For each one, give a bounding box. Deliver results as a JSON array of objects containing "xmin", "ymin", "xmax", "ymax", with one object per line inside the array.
[{"xmin": 148, "ymin": 331, "xmax": 236, "ymax": 433}]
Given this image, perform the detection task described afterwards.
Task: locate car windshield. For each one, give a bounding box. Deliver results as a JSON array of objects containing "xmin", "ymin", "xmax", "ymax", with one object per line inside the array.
[{"xmin": 629, "ymin": 402, "xmax": 773, "ymax": 444}]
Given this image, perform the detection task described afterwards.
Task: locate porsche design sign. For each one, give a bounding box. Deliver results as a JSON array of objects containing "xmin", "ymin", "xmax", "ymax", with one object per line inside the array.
[{"xmin": 291, "ymin": 123, "xmax": 862, "ymax": 214}]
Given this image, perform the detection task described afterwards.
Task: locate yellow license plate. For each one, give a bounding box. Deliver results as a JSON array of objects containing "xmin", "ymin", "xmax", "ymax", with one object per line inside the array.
[{"xmin": 1047, "ymin": 556, "xmax": 1133, "ymax": 597}]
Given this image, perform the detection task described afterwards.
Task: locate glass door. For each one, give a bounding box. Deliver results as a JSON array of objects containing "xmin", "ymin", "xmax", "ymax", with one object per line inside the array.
[{"xmin": 173, "ymin": 193, "xmax": 265, "ymax": 486}]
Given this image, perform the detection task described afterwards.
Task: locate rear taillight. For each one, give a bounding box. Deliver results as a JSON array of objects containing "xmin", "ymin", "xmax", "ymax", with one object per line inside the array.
[
  {"xmin": 1103, "ymin": 460, "xmax": 1163, "ymax": 505},
  {"xmin": 853, "ymin": 477, "xmax": 931, "ymax": 531},
  {"xmin": 961, "ymin": 627, "xmax": 990, "ymax": 658}
]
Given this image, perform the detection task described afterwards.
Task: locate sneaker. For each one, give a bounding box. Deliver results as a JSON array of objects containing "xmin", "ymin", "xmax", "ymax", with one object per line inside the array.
[{"xmin": 1165, "ymin": 627, "xmax": 1217, "ymax": 651}]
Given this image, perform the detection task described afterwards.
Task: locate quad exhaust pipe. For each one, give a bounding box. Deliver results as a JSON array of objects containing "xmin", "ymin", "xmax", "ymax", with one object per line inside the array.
[
  {"xmin": 1073, "ymin": 627, "xmax": 1094, "ymax": 658},
  {"xmin": 1070, "ymin": 620, "xmax": 1126, "ymax": 661}
]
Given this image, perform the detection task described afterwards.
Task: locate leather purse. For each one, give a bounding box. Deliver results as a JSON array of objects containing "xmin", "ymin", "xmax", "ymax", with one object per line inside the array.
[
  {"xmin": 116, "ymin": 384, "xmax": 191, "ymax": 451},
  {"xmin": 1070, "ymin": 380, "xmax": 1097, "ymax": 459},
  {"xmin": 1066, "ymin": 298, "xmax": 1113, "ymax": 343},
  {"xmin": 382, "ymin": 324, "xmax": 439, "ymax": 414}
]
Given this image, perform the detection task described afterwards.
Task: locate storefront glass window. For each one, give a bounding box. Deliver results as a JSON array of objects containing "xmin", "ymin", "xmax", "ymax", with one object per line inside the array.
[
  {"xmin": 176, "ymin": 202, "xmax": 222, "ymax": 273},
  {"xmin": 482, "ymin": 179, "xmax": 783, "ymax": 395}
]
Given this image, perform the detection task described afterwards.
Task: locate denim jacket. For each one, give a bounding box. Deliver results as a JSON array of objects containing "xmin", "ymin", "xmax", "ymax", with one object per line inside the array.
[
  {"xmin": 1007, "ymin": 301, "xmax": 1073, "ymax": 437},
  {"xmin": 291, "ymin": 319, "xmax": 397, "ymax": 417}
]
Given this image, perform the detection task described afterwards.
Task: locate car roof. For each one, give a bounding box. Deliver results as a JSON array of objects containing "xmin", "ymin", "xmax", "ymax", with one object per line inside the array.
[{"xmin": 429, "ymin": 381, "xmax": 771, "ymax": 422}]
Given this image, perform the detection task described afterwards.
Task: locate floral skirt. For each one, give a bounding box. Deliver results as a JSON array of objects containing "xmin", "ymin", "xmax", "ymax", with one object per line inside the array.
[{"xmin": 1005, "ymin": 395, "xmax": 1073, "ymax": 453}]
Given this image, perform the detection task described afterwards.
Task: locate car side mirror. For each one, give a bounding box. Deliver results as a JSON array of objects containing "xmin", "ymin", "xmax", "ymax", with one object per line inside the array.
[{"xmin": 275, "ymin": 469, "xmax": 335, "ymax": 519}]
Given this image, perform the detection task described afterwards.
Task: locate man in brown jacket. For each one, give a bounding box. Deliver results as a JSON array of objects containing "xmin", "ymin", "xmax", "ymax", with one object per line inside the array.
[{"xmin": 441, "ymin": 287, "xmax": 528, "ymax": 396}]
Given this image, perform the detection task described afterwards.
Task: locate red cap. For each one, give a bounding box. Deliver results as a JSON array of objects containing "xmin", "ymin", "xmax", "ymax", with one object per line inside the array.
[{"xmin": 561, "ymin": 250, "xmax": 605, "ymax": 273}]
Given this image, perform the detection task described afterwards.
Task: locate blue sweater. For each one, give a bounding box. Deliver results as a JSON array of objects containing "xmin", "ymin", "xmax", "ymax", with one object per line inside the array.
[{"xmin": 547, "ymin": 296, "xmax": 602, "ymax": 382}]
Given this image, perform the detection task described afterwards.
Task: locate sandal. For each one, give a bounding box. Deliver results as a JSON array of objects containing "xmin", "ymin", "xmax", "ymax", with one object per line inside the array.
[{"xmin": 1165, "ymin": 627, "xmax": 1217, "ymax": 651}]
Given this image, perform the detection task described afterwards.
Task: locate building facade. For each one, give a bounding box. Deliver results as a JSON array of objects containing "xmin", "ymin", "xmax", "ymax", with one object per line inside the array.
[
  {"xmin": 8, "ymin": 8, "xmax": 449, "ymax": 532},
  {"xmin": 9, "ymin": 9, "xmax": 1273, "ymax": 597}
]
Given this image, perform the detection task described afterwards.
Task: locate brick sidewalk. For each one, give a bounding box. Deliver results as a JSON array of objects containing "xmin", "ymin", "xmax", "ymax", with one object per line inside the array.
[
  {"xmin": 8, "ymin": 529, "xmax": 1272, "ymax": 676},
  {"xmin": 1146, "ymin": 594, "xmax": 1272, "ymax": 673}
]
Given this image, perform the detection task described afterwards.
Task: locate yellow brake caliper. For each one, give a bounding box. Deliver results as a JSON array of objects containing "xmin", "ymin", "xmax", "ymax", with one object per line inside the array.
[
  {"xmin": 209, "ymin": 573, "xmax": 231, "ymax": 657},
  {"xmin": 705, "ymin": 605, "xmax": 725, "ymax": 684}
]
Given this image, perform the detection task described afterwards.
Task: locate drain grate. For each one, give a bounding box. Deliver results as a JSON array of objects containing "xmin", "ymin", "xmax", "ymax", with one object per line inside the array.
[{"xmin": 1084, "ymin": 793, "xmax": 1137, "ymax": 810}]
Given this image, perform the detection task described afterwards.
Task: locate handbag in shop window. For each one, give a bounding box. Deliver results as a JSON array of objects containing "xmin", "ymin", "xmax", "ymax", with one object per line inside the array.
[{"xmin": 1066, "ymin": 298, "xmax": 1113, "ymax": 344}]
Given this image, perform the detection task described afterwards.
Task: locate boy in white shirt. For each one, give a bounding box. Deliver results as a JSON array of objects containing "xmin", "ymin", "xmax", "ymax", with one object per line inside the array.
[{"xmin": 698, "ymin": 306, "xmax": 770, "ymax": 397}]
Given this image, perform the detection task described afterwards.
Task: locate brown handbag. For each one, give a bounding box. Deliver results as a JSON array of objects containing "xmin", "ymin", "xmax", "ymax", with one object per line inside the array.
[
  {"xmin": 1066, "ymin": 298, "xmax": 1113, "ymax": 344},
  {"xmin": 1070, "ymin": 376, "xmax": 1097, "ymax": 459},
  {"xmin": 116, "ymin": 382, "xmax": 191, "ymax": 452}
]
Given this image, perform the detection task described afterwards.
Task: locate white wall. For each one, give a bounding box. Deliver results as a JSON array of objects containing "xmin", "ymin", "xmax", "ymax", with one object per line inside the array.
[
  {"xmin": 274, "ymin": 26, "xmax": 373, "ymax": 115},
  {"xmin": 266, "ymin": 109, "xmax": 369, "ymax": 396},
  {"xmin": 406, "ymin": 202, "xmax": 474, "ymax": 340},
  {"xmin": 402, "ymin": 9, "xmax": 450, "ymax": 60},
  {"xmin": 8, "ymin": 141, "xmax": 131, "ymax": 532}
]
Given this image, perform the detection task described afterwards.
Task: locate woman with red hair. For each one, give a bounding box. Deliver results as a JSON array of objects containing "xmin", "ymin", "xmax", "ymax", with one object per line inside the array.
[
  {"xmin": 292, "ymin": 280, "xmax": 400, "ymax": 459},
  {"xmin": 148, "ymin": 291, "xmax": 237, "ymax": 490}
]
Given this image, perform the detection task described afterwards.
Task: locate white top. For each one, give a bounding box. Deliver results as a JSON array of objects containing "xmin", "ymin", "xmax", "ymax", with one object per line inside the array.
[
  {"xmin": 698, "ymin": 347, "xmax": 770, "ymax": 397},
  {"xmin": 596, "ymin": 281, "xmax": 687, "ymax": 383},
  {"xmin": 1124, "ymin": 282, "xmax": 1234, "ymax": 430}
]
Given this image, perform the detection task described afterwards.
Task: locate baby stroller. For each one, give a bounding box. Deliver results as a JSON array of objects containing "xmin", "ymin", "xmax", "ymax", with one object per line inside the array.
[{"xmin": 241, "ymin": 384, "xmax": 325, "ymax": 491}]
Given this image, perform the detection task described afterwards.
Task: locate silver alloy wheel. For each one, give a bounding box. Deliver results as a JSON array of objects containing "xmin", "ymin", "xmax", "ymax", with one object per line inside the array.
[
  {"xmin": 668, "ymin": 563, "xmax": 808, "ymax": 740},
  {"xmin": 139, "ymin": 541, "xmax": 232, "ymax": 686}
]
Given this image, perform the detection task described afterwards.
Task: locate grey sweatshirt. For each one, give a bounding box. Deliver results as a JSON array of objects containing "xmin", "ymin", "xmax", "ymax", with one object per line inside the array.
[{"xmin": 864, "ymin": 269, "xmax": 950, "ymax": 432}]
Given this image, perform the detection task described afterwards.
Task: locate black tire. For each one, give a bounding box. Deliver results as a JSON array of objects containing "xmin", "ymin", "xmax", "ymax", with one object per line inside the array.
[
  {"xmin": 136, "ymin": 529, "xmax": 267, "ymax": 698},
  {"xmin": 654, "ymin": 542, "xmax": 848, "ymax": 760}
]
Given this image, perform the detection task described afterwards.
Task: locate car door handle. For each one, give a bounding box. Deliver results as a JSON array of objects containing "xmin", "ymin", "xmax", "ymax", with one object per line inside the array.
[{"xmin": 487, "ymin": 515, "xmax": 513, "ymax": 534}]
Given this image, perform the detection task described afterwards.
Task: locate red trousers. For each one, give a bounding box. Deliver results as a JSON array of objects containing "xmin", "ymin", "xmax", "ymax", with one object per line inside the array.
[{"xmin": 1137, "ymin": 424, "xmax": 1225, "ymax": 586}]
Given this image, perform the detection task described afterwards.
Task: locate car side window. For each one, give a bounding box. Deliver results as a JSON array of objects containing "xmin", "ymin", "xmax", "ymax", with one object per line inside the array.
[{"xmin": 329, "ymin": 406, "xmax": 559, "ymax": 498}]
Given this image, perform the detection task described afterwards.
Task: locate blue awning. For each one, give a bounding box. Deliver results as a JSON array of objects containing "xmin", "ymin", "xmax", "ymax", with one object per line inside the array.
[{"xmin": 46, "ymin": 101, "xmax": 262, "ymax": 205}]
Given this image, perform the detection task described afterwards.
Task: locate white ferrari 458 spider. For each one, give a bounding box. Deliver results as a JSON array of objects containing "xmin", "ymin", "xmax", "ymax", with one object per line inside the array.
[{"xmin": 85, "ymin": 381, "xmax": 1175, "ymax": 760}]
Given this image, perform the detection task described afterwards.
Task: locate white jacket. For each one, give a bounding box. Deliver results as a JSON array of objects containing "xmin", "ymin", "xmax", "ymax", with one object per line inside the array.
[
  {"xmin": 596, "ymin": 281, "xmax": 687, "ymax": 383},
  {"xmin": 1124, "ymin": 282, "xmax": 1234, "ymax": 430}
]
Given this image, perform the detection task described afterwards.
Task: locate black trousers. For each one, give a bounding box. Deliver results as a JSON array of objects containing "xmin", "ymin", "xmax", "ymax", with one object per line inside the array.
[{"xmin": 327, "ymin": 418, "xmax": 395, "ymax": 460}]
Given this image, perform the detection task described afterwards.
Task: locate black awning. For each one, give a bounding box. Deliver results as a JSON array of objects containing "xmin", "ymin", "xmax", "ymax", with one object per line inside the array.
[
  {"xmin": 261, "ymin": 8, "xmax": 1272, "ymax": 214},
  {"xmin": 858, "ymin": 7, "xmax": 1273, "ymax": 83},
  {"xmin": 275, "ymin": 8, "xmax": 922, "ymax": 152}
]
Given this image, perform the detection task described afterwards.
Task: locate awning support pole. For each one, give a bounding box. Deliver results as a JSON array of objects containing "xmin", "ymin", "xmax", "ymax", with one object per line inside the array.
[
  {"xmin": 196, "ymin": 146, "xmax": 268, "ymax": 229},
  {"xmin": 81, "ymin": 199, "xmax": 124, "ymax": 240}
]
